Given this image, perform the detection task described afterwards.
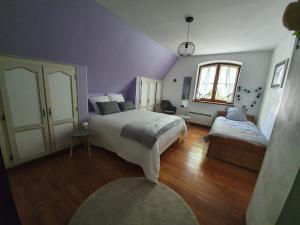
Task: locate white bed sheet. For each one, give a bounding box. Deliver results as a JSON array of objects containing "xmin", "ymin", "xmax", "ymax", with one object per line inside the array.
[{"xmin": 89, "ymin": 109, "xmax": 187, "ymax": 182}]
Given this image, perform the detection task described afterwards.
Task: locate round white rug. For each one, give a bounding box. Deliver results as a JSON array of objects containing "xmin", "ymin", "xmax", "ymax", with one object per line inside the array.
[{"xmin": 69, "ymin": 177, "xmax": 199, "ymax": 225}]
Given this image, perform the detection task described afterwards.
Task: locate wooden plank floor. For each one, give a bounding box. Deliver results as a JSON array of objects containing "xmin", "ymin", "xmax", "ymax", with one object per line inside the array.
[{"xmin": 8, "ymin": 124, "xmax": 257, "ymax": 225}]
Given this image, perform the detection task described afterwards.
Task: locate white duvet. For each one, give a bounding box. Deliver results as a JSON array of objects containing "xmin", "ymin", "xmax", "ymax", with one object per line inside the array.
[
  {"xmin": 209, "ymin": 117, "xmax": 268, "ymax": 147},
  {"xmin": 89, "ymin": 110, "xmax": 187, "ymax": 182}
]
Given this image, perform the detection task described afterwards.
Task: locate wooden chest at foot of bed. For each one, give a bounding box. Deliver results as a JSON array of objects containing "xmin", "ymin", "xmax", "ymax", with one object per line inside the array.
[{"xmin": 207, "ymin": 136, "xmax": 266, "ymax": 172}]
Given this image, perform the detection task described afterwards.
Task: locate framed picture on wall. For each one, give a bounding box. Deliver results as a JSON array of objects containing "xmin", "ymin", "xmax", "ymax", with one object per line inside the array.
[{"xmin": 271, "ymin": 59, "xmax": 289, "ymax": 88}]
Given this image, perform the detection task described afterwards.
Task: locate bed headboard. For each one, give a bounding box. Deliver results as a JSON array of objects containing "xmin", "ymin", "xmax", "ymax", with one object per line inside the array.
[
  {"xmin": 217, "ymin": 111, "xmax": 256, "ymax": 124},
  {"xmin": 88, "ymin": 93, "xmax": 107, "ymax": 112}
]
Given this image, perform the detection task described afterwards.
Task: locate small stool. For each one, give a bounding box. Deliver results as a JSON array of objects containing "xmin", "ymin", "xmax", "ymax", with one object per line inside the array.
[{"xmin": 69, "ymin": 129, "xmax": 93, "ymax": 158}]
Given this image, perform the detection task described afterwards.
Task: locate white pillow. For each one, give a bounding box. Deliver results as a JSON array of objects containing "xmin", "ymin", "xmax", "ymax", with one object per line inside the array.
[
  {"xmin": 106, "ymin": 93, "xmax": 125, "ymax": 103},
  {"xmin": 89, "ymin": 95, "xmax": 110, "ymax": 114},
  {"xmin": 226, "ymin": 107, "xmax": 247, "ymax": 121}
]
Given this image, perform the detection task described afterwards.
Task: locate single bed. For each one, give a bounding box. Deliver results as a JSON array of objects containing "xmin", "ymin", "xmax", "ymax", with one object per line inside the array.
[
  {"xmin": 89, "ymin": 109, "xmax": 187, "ymax": 182},
  {"xmin": 207, "ymin": 111, "xmax": 268, "ymax": 172}
]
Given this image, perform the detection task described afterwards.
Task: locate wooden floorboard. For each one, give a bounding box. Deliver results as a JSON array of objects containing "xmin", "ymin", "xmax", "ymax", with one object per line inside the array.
[{"xmin": 8, "ymin": 124, "xmax": 257, "ymax": 225}]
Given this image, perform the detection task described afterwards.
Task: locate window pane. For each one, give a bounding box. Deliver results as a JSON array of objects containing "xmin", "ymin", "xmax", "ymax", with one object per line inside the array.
[
  {"xmin": 195, "ymin": 65, "xmax": 217, "ymax": 100},
  {"xmin": 215, "ymin": 65, "xmax": 239, "ymax": 103}
]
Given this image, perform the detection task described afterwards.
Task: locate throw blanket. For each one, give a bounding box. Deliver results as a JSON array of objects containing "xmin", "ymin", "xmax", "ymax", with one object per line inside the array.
[
  {"xmin": 121, "ymin": 114, "xmax": 183, "ymax": 148},
  {"xmin": 209, "ymin": 117, "xmax": 268, "ymax": 147}
]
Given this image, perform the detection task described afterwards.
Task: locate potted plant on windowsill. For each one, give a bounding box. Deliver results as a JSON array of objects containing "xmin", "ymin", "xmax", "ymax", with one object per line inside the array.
[{"xmin": 283, "ymin": 0, "xmax": 300, "ymax": 48}]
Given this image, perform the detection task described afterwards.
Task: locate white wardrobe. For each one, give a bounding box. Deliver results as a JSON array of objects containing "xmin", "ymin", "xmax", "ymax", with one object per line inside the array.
[
  {"xmin": 136, "ymin": 76, "xmax": 162, "ymax": 111},
  {"xmin": 0, "ymin": 56, "xmax": 78, "ymax": 167}
]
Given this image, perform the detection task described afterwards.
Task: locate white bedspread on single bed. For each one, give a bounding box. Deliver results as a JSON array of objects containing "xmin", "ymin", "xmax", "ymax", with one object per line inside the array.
[
  {"xmin": 209, "ymin": 117, "xmax": 268, "ymax": 147},
  {"xmin": 89, "ymin": 110, "xmax": 187, "ymax": 183}
]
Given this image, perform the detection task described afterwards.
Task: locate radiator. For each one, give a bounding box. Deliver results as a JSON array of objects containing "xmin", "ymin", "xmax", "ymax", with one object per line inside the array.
[{"xmin": 187, "ymin": 111, "xmax": 213, "ymax": 127}]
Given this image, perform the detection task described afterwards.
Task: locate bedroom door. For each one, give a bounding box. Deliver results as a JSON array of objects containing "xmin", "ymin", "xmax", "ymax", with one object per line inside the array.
[
  {"xmin": 0, "ymin": 57, "xmax": 51, "ymax": 164},
  {"xmin": 43, "ymin": 64, "xmax": 78, "ymax": 152}
]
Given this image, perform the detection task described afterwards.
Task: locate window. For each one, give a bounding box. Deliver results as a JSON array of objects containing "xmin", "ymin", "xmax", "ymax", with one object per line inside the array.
[{"xmin": 193, "ymin": 63, "xmax": 241, "ymax": 104}]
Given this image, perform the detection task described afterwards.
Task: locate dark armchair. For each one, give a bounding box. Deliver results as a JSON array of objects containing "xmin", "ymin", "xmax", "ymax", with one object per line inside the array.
[{"xmin": 160, "ymin": 100, "xmax": 176, "ymax": 115}]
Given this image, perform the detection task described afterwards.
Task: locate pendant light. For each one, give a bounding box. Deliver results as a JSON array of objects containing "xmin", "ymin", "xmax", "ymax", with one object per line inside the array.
[{"xmin": 177, "ymin": 16, "xmax": 196, "ymax": 57}]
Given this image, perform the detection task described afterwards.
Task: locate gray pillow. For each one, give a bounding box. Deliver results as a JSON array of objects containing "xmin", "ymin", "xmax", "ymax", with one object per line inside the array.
[
  {"xmin": 96, "ymin": 101, "xmax": 121, "ymax": 115},
  {"xmin": 226, "ymin": 107, "xmax": 247, "ymax": 121},
  {"xmin": 118, "ymin": 101, "xmax": 136, "ymax": 111}
]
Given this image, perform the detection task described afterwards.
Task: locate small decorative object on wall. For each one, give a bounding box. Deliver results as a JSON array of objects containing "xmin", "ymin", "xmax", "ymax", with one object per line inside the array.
[
  {"xmin": 177, "ymin": 16, "xmax": 196, "ymax": 57},
  {"xmin": 254, "ymin": 87, "xmax": 262, "ymax": 92},
  {"xmin": 283, "ymin": 0, "xmax": 300, "ymax": 49},
  {"xmin": 271, "ymin": 59, "xmax": 289, "ymax": 88},
  {"xmin": 234, "ymin": 85, "xmax": 263, "ymax": 111}
]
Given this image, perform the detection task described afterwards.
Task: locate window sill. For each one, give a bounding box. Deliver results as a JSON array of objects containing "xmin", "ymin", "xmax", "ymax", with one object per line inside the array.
[{"xmin": 192, "ymin": 100, "xmax": 234, "ymax": 106}]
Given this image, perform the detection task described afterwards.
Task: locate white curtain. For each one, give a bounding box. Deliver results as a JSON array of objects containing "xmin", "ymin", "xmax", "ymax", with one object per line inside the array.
[
  {"xmin": 217, "ymin": 66, "xmax": 236, "ymax": 101},
  {"xmin": 196, "ymin": 67, "xmax": 216, "ymax": 99}
]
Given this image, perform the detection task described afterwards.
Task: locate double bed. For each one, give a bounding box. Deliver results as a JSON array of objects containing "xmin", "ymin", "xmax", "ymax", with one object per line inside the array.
[
  {"xmin": 207, "ymin": 111, "xmax": 268, "ymax": 171},
  {"xmin": 89, "ymin": 109, "xmax": 187, "ymax": 182}
]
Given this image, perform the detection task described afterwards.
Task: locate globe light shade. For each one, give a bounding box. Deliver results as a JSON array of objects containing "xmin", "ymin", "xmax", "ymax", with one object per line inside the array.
[
  {"xmin": 283, "ymin": 0, "xmax": 300, "ymax": 31},
  {"xmin": 177, "ymin": 42, "xmax": 195, "ymax": 57},
  {"xmin": 177, "ymin": 16, "xmax": 196, "ymax": 57}
]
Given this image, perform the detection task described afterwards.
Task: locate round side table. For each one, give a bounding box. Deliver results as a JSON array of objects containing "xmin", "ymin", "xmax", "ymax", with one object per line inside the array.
[
  {"xmin": 176, "ymin": 114, "xmax": 191, "ymax": 128},
  {"xmin": 68, "ymin": 129, "xmax": 93, "ymax": 158}
]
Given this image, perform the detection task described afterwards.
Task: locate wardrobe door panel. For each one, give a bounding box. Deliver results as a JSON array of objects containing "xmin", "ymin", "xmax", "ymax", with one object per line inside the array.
[
  {"xmin": 0, "ymin": 58, "xmax": 50, "ymax": 164},
  {"xmin": 43, "ymin": 65, "xmax": 78, "ymax": 151},
  {"xmin": 0, "ymin": 94, "xmax": 11, "ymax": 167},
  {"xmin": 156, "ymin": 82, "xmax": 162, "ymax": 104},
  {"xmin": 15, "ymin": 129, "xmax": 46, "ymax": 159},
  {"xmin": 140, "ymin": 79, "xmax": 149, "ymax": 109},
  {"xmin": 139, "ymin": 77, "xmax": 162, "ymax": 111},
  {"xmin": 4, "ymin": 68, "xmax": 42, "ymax": 127},
  {"xmin": 48, "ymin": 72, "xmax": 73, "ymax": 121},
  {"xmin": 53, "ymin": 122, "xmax": 73, "ymax": 150},
  {"xmin": 148, "ymin": 81, "xmax": 156, "ymax": 108}
]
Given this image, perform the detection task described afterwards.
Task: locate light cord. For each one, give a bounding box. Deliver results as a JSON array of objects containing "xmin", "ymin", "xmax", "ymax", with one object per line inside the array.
[{"xmin": 186, "ymin": 22, "xmax": 190, "ymax": 42}]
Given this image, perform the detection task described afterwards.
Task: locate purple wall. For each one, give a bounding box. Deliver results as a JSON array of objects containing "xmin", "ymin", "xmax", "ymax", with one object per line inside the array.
[
  {"xmin": 75, "ymin": 65, "xmax": 89, "ymax": 121},
  {"xmin": 0, "ymin": 0, "xmax": 177, "ymax": 120}
]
